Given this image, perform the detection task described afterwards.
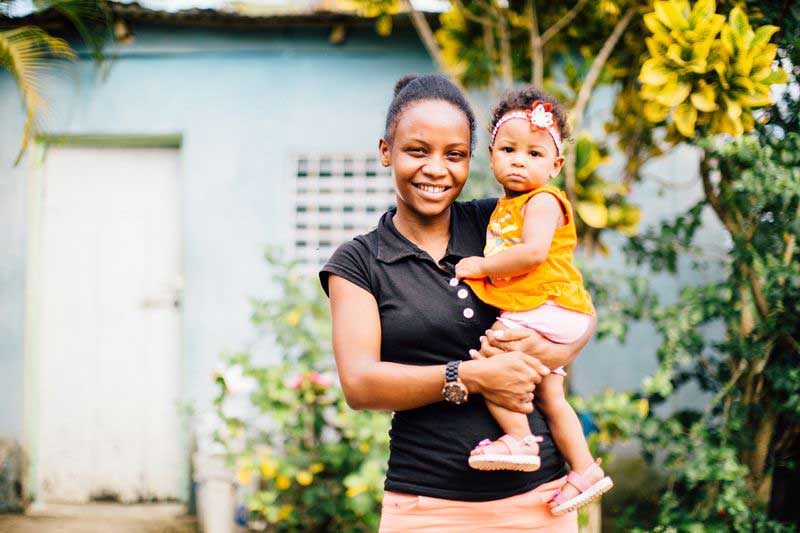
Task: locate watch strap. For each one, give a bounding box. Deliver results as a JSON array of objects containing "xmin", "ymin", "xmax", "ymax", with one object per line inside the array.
[{"xmin": 445, "ymin": 360, "xmax": 461, "ymax": 383}]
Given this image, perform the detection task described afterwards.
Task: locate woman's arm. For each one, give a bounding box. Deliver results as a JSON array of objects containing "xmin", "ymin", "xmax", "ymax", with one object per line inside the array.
[
  {"xmin": 329, "ymin": 275, "xmax": 550, "ymax": 412},
  {"xmin": 472, "ymin": 315, "xmax": 597, "ymax": 370},
  {"xmin": 455, "ymin": 193, "xmax": 563, "ymax": 280}
]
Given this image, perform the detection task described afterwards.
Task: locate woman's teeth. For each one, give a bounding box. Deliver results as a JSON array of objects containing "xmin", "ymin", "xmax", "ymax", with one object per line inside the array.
[{"xmin": 415, "ymin": 184, "xmax": 447, "ymax": 193}]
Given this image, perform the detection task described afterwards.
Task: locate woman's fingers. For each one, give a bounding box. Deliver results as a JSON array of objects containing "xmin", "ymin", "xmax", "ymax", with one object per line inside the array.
[{"xmin": 478, "ymin": 336, "xmax": 504, "ymax": 357}]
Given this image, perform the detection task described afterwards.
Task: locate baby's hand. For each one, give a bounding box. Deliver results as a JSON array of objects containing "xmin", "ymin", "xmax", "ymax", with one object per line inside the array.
[{"xmin": 455, "ymin": 257, "xmax": 486, "ymax": 279}]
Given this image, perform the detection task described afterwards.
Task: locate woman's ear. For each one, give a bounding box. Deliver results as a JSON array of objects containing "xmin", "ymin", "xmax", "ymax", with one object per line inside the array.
[
  {"xmin": 379, "ymin": 138, "xmax": 391, "ymax": 167},
  {"xmin": 550, "ymin": 155, "xmax": 565, "ymax": 179}
]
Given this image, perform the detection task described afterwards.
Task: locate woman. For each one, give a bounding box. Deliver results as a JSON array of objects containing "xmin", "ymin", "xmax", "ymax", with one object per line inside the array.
[{"xmin": 319, "ymin": 74, "xmax": 594, "ymax": 531}]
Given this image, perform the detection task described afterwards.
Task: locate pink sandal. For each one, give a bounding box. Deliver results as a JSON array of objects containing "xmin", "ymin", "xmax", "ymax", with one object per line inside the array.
[
  {"xmin": 468, "ymin": 434, "xmax": 543, "ymax": 472},
  {"xmin": 548, "ymin": 459, "xmax": 613, "ymax": 516}
]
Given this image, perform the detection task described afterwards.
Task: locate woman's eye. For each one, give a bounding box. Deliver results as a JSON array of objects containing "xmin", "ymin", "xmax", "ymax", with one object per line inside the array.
[
  {"xmin": 407, "ymin": 147, "xmax": 425, "ymax": 155},
  {"xmin": 447, "ymin": 151, "xmax": 466, "ymax": 160}
]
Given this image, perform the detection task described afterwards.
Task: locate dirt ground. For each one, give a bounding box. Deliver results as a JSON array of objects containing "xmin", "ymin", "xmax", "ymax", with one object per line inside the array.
[{"xmin": 0, "ymin": 513, "xmax": 198, "ymax": 533}]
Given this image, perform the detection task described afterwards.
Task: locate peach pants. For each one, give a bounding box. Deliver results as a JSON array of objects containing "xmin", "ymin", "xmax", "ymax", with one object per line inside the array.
[{"xmin": 378, "ymin": 477, "xmax": 577, "ymax": 532}]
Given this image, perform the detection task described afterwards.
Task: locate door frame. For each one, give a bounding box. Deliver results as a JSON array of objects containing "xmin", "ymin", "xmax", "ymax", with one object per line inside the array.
[{"xmin": 23, "ymin": 133, "xmax": 184, "ymax": 503}]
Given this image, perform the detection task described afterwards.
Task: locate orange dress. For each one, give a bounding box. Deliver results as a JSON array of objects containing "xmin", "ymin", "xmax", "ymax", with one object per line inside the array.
[{"xmin": 465, "ymin": 185, "xmax": 595, "ymax": 316}]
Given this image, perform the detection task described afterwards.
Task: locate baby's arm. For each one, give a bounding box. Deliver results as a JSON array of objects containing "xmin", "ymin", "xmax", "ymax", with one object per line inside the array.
[{"xmin": 456, "ymin": 192, "xmax": 564, "ymax": 280}]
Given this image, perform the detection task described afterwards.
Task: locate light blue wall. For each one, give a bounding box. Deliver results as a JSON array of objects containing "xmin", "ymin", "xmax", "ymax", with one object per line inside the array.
[
  {"xmin": 0, "ymin": 25, "xmax": 435, "ymax": 443},
  {"xmin": 0, "ymin": 24, "xmax": 719, "ymax": 445}
]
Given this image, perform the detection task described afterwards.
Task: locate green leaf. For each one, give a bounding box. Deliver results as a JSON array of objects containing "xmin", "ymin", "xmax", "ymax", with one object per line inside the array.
[
  {"xmin": 761, "ymin": 68, "xmax": 788, "ymax": 85},
  {"xmin": 655, "ymin": 0, "xmax": 689, "ymax": 30},
  {"xmin": 639, "ymin": 58, "xmax": 672, "ymax": 85},
  {"xmin": 576, "ymin": 201, "xmax": 608, "ymax": 228},
  {"xmin": 690, "ymin": 88, "xmax": 717, "ymax": 112},
  {"xmin": 656, "ymin": 81, "xmax": 692, "ymax": 107},
  {"xmin": 728, "ymin": 7, "xmax": 751, "ymax": 41},
  {"xmin": 674, "ymin": 102, "xmax": 698, "ymax": 137},
  {"xmin": 751, "ymin": 25, "xmax": 779, "ymax": 48},
  {"xmin": 644, "ymin": 101, "xmax": 670, "ymax": 122}
]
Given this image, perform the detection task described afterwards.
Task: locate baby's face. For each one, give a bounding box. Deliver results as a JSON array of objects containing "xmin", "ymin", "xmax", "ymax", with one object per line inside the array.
[{"xmin": 489, "ymin": 118, "xmax": 564, "ymax": 198}]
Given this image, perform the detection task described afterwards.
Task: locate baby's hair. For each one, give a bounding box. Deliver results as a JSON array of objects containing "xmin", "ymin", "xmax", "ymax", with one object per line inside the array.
[
  {"xmin": 490, "ymin": 87, "xmax": 571, "ymax": 143},
  {"xmin": 385, "ymin": 74, "xmax": 476, "ymax": 151}
]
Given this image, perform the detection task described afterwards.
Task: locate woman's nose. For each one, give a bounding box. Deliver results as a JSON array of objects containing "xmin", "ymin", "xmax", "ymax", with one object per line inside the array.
[{"xmin": 423, "ymin": 157, "xmax": 448, "ymax": 177}]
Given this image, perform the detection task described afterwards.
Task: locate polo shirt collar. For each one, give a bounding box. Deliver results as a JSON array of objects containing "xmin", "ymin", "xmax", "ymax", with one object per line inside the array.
[{"xmin": 376, "ymin": 206, "xmax": 473, "ymax": 264}]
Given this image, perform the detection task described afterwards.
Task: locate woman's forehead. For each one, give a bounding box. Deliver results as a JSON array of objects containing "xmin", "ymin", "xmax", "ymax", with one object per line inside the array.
[{"xmin": 395, "ymin": 100, "xmax": 470, "ymax": 142}]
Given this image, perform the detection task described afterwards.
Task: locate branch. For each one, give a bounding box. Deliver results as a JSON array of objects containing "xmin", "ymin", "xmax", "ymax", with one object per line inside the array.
[
  {"xmin": 742, "ymin": 262, "xmax": 770, "ymax": 321},
  {"xmin": 482, "ymin": 23, "xmax": 500, "ymax": 103},
  {"xmin": 700, "ymin": 155, "xmax": 740, "ymax": 236},
  {"xmin": 565, "ymin": 7, "xmax": 635, "ymax": 206},
  {"xmin": 492, "ymin": 2, "xmax": 513, "ymax": 89},
  {"xmin": 400, "ymin": 0, "xmax": 488, "ymax": 127},
  {"xmin": 540, "ymin": 0, "xmax": 590, "ymax": 44},
  {"xmin": 528, "ymin": 0, "xmax": 543, "ymax": 87},
  {"xmin": 782, "ymin": 200, "xmax": 800, "ymax": 266},
  {"xmin": 401, "ymin": 1, "xmax": 452, "ymax": 82},
  {"xmin": 453, "ymin": 0, "xmax": 492, "ymax": 25},
  {"xmin": 705, "ymin": 359, "xmax": 747, "ymax": 417}
]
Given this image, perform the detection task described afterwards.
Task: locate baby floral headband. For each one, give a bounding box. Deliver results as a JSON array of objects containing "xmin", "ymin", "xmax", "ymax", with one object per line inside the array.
[{"xmin": 490, "ymin": 101, "xmax": 563, "ymax": 156}]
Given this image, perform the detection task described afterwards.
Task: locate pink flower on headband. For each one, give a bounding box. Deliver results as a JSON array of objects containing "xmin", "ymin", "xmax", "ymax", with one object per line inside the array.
[
  {"xmin": 490, "ymin": 100, "xmax": 563, "ymax": 156},
  {"xmin": 529, "ymin": 101, "xmax": 554, "ymax": 130}
]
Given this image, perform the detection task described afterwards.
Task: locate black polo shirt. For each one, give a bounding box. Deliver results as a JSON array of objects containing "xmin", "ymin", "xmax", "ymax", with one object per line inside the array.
[{"xmin": 319, "ymin": 199, "xmax": 566, "ymax": 501}]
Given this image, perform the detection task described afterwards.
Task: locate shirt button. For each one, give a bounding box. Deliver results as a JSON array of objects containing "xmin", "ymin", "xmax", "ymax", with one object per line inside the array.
[
  {"xmin": 457, "ymin": 289, "xmax": 469, "ymax": 299},
  {"xmin": 463, "ymin": 308, "xmax": 474, "ymax": 319},
  {"xmin": 449, "ymin": 278, "xmax": 459, "ymax": 287}
]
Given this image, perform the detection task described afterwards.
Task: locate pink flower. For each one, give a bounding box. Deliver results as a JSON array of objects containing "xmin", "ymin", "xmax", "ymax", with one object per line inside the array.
[
  {"xmin": 309, "ymin": 372, "xmax": 334, "ymax": 388},
  {"xmin": 288, "ymin": 375, "xmax": 304, "ymax": 390}
]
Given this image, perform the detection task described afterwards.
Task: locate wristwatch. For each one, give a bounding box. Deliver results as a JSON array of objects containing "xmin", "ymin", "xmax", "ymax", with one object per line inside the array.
[{"xmin": 442, "ymin": 360, "xmax": 468, "ymax": 405}]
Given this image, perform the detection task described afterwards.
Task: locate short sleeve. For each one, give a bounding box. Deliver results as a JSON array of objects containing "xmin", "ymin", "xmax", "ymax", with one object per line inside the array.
[
  {"xmin": 457, "ymin": 197, "xmax": 499, "ymax": 229},
  {"xmin": 475, "ymin": 197, "xmax": 499, "ymax": 227},
  {"xmin": 319, "ymin": 239, "xmax": 373, "ymax": 297}
]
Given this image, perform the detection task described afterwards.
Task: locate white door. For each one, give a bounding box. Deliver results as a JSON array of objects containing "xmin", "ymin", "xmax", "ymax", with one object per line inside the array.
[{"xmin": 33, "ymin": 146, "xmax": 183, "ymax": 503}]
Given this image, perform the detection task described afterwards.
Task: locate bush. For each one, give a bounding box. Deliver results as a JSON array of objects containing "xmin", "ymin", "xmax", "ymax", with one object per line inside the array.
[{"xmin": 211, "ymin": 249, "xmax": 390, "ymax": 532}]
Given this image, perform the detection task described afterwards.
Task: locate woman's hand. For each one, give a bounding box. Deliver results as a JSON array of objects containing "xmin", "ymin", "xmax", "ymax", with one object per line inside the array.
[
  {"xmin": 472, "ymin": 316, "xmax": 596, "ymax": 370},
  {"xmin": 460, "ymin": 352, "xmax": 550, "ymax": 413}
]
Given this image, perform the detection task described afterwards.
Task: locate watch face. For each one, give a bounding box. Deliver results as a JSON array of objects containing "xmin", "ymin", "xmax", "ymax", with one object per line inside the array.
[{"xmin": 443, "ymin": 382, "xmax": 468, "ymax": 404}]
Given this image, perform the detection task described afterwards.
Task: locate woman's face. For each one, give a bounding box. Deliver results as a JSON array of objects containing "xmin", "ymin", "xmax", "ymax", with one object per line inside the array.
[{"xmin": 379, "ymin": 100, "xmax": 471, "ymax": 219}]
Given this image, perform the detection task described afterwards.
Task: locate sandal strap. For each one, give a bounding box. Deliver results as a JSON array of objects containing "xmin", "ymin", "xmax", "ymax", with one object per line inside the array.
[
  {"xmin": 564, "ymin": 459, "xmax": 603, "ymax": 493},
  {"xmin": 497, "ymin": 434, "xmax": 524, "ymax": 455}
]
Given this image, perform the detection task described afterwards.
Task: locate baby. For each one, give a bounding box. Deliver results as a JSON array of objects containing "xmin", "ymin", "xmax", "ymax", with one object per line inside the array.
[{"xmin": 456, "ymin": 87, "xmax": 612, "ymax": 516}]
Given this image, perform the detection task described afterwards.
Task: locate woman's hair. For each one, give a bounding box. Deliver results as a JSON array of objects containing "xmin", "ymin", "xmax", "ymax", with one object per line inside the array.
[
  {"xmin": 384, "ymin": 74, "xmax": 476, "ymax": 151},
  {"xmin": 490, "ymin": 86, "xmax": 571, "ymax": 141}
]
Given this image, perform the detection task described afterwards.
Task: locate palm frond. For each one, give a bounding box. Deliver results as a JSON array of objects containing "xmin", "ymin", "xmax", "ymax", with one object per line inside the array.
[
  {"xmin": 0, "ymin": 26, "xmax": 75, "ymax": 164},
  {"xmin": 32, "ymin": 0, "xmax": 112, "ymax": 61}
]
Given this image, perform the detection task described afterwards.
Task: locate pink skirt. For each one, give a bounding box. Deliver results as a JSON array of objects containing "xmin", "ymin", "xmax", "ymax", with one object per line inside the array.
[{"xmin": 378, "ymin": 477, "xmax": 577, "ymax": 532}]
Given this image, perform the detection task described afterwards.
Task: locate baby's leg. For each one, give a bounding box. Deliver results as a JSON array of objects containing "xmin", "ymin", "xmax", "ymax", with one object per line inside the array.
[
  {"xmin": 536, "ymin": 374, "xmax": 607, "ymax": 508},
  {"xmin": 535, "ymin": 374, "xmax": 594, "ymax": 472},
  {"xmin": 485, "ymin": 401, "xmax": 532, "ymax": 441},
  {"xmin": 484, "ymin": 319, "xmax": 533, "ymax": 441}
]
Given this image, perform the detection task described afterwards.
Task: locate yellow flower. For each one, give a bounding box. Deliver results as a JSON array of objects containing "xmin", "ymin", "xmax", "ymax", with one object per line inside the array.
[
  {"xmin": 637, "ymin": 398, "xmax": 649, "ymax": 418},
  {"xmin": 296, "ymin": 470, "xmax": 313, "ymax": 486},
  {"xmin": 346, "ymin": 484, "xmax": 367, "ymax": 498},
  {"xmin": 277, "ymin": 504, "xmax": 294, "ymax": 521},
  {"xmin": 260, "ymin": 458, "xmax": 277, "ymax": 479},
  {"xmin": 310, "ymin": 462, "xmax": 325, "ymax": 474},
  {"xmin": 286, "ymin": 309, "xmax": 302, "ymax": 326},
  {"xmin": 276, "ymin": 475, "xmax": 291, "ymax": 490},
  {"xmin": 359, "ymin": 442, "xmax": 370, "ymax": 453},
  {"xmin": 256, "ymin": 447, "xmax": 271, "ymax": 462},
  {"xmin": 236, "ymin": 467, "xmax": 252, "ymax": 486}
]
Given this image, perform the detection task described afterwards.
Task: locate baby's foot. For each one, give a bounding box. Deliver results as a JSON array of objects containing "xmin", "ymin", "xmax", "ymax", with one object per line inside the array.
[
  {"xmin": 468, "ymin": 434, "xmax": 543, "ymax": 472},
  {"xmin": 548, "ymin": 459, "xmax": 614, "ymax": 516}
]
